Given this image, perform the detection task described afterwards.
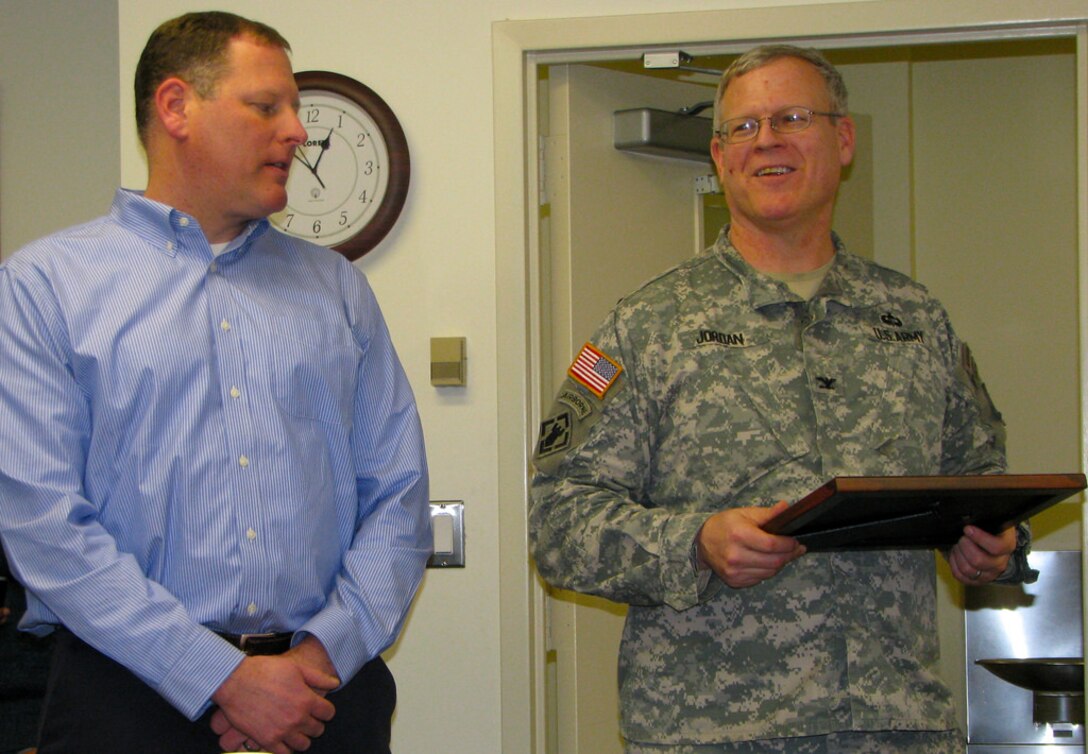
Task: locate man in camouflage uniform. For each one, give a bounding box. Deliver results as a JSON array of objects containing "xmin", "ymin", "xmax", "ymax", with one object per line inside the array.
[{"xmin": 529, "ymin": 45, "xmax": 1029, "ymax": 753}]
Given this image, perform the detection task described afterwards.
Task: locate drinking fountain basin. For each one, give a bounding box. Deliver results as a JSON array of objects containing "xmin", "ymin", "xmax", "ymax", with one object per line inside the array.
[{"xmin": 976, "ymin": 658, "xmax": 1084, "ymax": 725}]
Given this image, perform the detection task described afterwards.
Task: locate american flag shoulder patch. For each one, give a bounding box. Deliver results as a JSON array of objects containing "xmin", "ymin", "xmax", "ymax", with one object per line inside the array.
[{"xmin": 568, "ymin": 342, "xmax": 623, "ymax": 399}]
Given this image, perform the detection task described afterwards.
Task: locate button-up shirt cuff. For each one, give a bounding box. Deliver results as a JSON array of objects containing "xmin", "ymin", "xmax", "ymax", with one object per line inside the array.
[
  {"xmin": 295, "ymin": 606, "xmax": 368, "ymax": 687},
  {"xmin": 157, "ymin": 630, "xmax": 245, "ymax": 720},
  {"xmin": 661, "ymin": 512, "xmax": 720, "ymax": 611}
]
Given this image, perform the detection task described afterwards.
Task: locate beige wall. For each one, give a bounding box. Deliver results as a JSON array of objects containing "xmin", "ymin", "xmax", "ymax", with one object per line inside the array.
[
  {"xmin": 840, "ymin": 42, "xmax": 1082, "ymax": 548},
  {"xmin": 907, "ymin": 43, "xmax": 1080, "ymax": 728},
  {"xmin": 913, "ymin": 44, "xmax": 1081, "ymax": 545},
  {"xmin": 0, "ymin": 0, "xmax": 120, "ymax": 258}
]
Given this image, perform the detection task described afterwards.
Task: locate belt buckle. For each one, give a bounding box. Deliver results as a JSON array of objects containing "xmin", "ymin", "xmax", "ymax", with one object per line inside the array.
[{"xmin": 238, "ymin": 632, "xmax": 279, "ymax": 653}]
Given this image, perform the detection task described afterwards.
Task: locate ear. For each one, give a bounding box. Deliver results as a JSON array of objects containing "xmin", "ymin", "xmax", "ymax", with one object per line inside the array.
[
  {"xmin": 710, "ymin": 135, "xmax": 727, "ymax": 185},
  {"xmin": 153, "ymin": 76, "xmax": 194, "ymax": 141},
  {"xmin": 837, "ymin": 114, "xmax": 856, "ymax": 167}
]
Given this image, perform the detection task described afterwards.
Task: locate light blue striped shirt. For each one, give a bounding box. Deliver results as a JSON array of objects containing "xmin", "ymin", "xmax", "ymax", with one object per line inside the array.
[{"xmin": 0, "ymin": 189, "xmax": 431, "ymax": 719}]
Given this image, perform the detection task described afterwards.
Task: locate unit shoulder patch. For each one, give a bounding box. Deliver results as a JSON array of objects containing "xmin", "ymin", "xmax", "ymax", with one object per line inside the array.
[
  {"xmin": 557, "ymin": 389, "xmax": 594, "ymax": 420},
  {"xmin": 536, "ymin": 410, "xmax": 572, "ymax": 458}
]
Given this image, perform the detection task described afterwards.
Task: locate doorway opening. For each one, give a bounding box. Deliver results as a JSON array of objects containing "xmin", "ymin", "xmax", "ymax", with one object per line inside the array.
[{"xmin": 493, "ymin": 7, "xmax": 1088, "ymax": 753}]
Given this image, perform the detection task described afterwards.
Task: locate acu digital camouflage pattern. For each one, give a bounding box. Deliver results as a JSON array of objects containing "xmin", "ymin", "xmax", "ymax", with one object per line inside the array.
[
  {"xmin": 529, "ymin": 229, "xmax": 1006, "ymax": 747},
  {"xmin": 625, "ymin": 728, "xmax": 962, "ymax": 753}
]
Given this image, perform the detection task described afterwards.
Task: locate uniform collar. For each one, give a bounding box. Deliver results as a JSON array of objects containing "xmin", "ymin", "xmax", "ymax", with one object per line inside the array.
[{"xmin": 712, "ymin": 226, "xmax": 886, "ymax": 311}]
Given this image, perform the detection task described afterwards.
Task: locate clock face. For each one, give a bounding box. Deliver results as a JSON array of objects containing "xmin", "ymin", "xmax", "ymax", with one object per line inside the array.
[{"xmin": 270, "ymin": 72, "xmax": 410, "ymax": 260}]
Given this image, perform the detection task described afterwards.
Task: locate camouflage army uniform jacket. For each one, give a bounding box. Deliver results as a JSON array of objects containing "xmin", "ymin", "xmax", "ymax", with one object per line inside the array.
[{"xmin": 529, "ymin": 230, "xmax": 1006, "ymax": 746}]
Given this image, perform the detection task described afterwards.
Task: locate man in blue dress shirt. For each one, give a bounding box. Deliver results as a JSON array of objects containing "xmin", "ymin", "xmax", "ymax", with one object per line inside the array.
[{"xmin": 0, "ymin": 11, "xmax": 431, "ymax": 754}]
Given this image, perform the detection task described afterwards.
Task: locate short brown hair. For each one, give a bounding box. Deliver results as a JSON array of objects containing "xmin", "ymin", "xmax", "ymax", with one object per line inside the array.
[{"xmin": 134, "ymin": 11, "xmax": 291, "ymax": 144}]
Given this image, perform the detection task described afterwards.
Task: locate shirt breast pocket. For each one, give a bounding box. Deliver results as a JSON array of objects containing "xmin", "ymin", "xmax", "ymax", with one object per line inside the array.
[
  {"xmin": 854, "ymin": 339, "xmax": 947, "ymax": 472},
  {"xmin": 268, "ymin": 317, "xmax": 359, "ymax": 427},
  {"xmin": 654, "ymin": 342, "xmax": 809, "ymax": 500}
]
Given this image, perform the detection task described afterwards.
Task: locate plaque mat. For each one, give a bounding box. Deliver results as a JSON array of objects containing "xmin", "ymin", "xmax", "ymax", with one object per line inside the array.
[{"xmin": 762, "ymin": 473, "xmax": 1086, "ymax": 551}]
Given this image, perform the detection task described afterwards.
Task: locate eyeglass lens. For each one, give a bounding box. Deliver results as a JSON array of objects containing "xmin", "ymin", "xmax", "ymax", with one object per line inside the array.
[{"xmin": 719, "ymin": 107, "xmax": 815, "ymax": 143}]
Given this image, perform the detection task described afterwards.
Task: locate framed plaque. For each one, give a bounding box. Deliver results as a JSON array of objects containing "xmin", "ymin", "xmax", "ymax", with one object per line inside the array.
[{"xmin": 762, "ymin": 473, "xmax": 1085, "ymax": 551}]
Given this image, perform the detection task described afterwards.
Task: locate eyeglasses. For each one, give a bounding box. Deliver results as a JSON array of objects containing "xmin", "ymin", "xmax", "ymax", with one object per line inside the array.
[{"xmin": 715, "ymin": 106, "xmax": 845, "ymax": 144}]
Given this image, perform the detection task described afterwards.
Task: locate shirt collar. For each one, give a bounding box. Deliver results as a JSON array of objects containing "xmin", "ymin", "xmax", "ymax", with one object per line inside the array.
[{"xmin": 111, "ymin": 188, "xmax": 270, "ymax": 259}]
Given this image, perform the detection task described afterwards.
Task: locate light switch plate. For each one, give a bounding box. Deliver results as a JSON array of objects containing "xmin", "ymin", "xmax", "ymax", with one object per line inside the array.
[
  {"xmin": 430, "ymin": 337, "xmax": 467, "ymax": 387},
  {"xmin": 427, "ymin": 501, "xmax": 465, "ymax": 567}
]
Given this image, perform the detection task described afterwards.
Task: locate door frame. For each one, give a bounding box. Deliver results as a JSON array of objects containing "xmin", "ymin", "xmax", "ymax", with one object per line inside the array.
[{"xmin": 492, "ymin": 3, "xmax": 1088, "ymax": 752}]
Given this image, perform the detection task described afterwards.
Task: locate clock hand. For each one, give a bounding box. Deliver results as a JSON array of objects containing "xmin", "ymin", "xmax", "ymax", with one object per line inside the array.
[
  {"xmin": 310, "ymin": 129, "xmax": 333, "ymax": 175},
  {"xmin": 293, "ymin": 150, "xmax": 315, "ymax": 172},
  {"xmin": 292, "ymin": 150, "xmax": 326, "ymax": 190}
]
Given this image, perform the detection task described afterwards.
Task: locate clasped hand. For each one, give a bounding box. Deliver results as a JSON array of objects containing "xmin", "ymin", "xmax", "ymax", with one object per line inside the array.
[{"xmin": 210, "ymin": 636, "xmax": 339, "ymax": 754}]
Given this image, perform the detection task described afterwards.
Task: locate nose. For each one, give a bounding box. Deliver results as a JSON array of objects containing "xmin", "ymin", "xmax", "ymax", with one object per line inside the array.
[
  {"xmin": 284, "ymin": 108, "xmax": 307, "ymax": 146},
  {"xmin": 752, "ymin": 116, "xmax": 785, "ymax": 147}
]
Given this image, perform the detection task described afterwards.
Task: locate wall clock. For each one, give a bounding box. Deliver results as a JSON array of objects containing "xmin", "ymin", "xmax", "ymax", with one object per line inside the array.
[{"xmin": 271, "ymin": 70, "xmax": 410, "ymax": 260}]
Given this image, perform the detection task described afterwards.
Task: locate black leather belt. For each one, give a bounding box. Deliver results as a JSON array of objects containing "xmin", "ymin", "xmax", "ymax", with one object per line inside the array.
[{"xmin": 217, "ymin": 631, "xmax": 293, "ymax": 656}]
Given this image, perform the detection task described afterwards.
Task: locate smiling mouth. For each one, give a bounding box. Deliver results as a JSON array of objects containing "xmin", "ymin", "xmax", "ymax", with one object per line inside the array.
[{"xmin": 756, "ymin": 166, "xmax": 794, "ymax": 177}]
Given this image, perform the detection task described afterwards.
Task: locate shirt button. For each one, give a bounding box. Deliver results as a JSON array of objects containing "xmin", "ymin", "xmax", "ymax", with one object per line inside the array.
[
  {"xmin": 247, "ymin": 603, "xmax": 257, "ymax": 616},
  {"xmin": 209, "ymin": 261, "xmax": 218, "ymax": 273},
  {"xmin": 165, "ymin": 241, "xmax": 175, "ymax": 251},
  {"xmin": 220, "ymin": 319, "xmax": 231, "ymax": 332},
  {"xmin": 246, "ymin": 528, "xmax": 257, "ymax": 541},
  {"xmin": 239, "ymin": 455, "xmax": 250, "ymax": 468},
  {"xmin": 179, "ymin": 217, "xmax": 190, "ymax": 227},
  {"xmin": 230, "ymin": 386, "xmax": 241, "ymax": 399}
]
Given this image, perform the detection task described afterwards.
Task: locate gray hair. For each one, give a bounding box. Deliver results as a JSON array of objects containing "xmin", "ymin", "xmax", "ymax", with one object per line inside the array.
[{"xmin": 713, "ymin": 44, "xmax": 849, "ymax": 130}]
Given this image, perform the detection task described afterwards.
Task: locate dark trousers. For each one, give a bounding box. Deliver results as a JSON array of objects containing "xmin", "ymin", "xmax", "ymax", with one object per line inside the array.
[{"xmin": 36, "ymin": 629, "xmax": 395, "ymax": 754}]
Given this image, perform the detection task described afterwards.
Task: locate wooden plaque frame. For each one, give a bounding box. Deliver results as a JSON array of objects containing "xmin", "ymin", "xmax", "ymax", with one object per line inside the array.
[{"xmin": 762, "ymin": 473, "xmax": 1086, "ymax": 551}]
